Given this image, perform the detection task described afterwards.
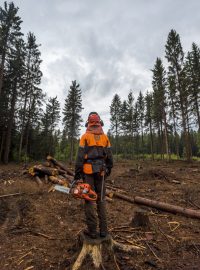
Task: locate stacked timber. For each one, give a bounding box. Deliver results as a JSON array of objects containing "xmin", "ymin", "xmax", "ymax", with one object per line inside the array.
[{"xmin": 27, "ymin": 156, "xmax": 74, "ymax": 186}]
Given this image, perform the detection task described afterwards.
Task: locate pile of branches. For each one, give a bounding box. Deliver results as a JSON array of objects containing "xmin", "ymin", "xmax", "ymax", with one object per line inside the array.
[{"xmin": 26, "ymin": 155, "xmax": 74, "ymax": 186}]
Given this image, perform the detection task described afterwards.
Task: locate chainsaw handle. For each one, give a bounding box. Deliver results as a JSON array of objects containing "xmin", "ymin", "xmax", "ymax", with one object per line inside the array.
[{"xmin": 82, "ymin": 189, "xmax": 97, "ymax": 201}]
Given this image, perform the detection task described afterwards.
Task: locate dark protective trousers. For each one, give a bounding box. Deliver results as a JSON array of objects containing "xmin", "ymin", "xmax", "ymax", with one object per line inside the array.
[{"xmin": 84, "ymin": 173, "xmax": 107, "ymax": 233}]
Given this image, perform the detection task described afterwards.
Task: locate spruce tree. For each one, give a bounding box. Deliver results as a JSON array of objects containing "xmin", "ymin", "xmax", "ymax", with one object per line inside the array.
[
  {"xmin": 41, "ymin": 96, "xmax": 60, "ymax": 155},
  {"xmin": 185, "ymin": 43, "xmax": 200, "ymax": 131},
  {"xmin": 0, "ymin": 1, "xmax": 23, "ymax": 96},
  {"xmin": 152, "ymin": 57, "xmax": 169, "ymax": 159},
  {"xmin": 3, "ymin": 38, "xmax": 26, "ymax": 163},
  {"xmin": 63, "ymin": 80, "xmax": 83, "ymax": 163},
  {"xmin": 18, "ymin": 32, "xmax": 43, "ymax": 160},
  {"xmin": 165, "ymin": 29, "xmax": 191, "ymax": 160},
  {"xmin": 0, "ymin": 1, "xmax": 23, "ymax": 162},
  {"xmin": 110, "ymin": 93, "xmax": 122, "ymax": 156}
]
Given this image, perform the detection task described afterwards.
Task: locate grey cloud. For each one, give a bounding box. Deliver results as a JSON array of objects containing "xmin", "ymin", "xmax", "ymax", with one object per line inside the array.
[{"xmin": 12, "ymin": 0, "xmax": 200, "ymax": 131}]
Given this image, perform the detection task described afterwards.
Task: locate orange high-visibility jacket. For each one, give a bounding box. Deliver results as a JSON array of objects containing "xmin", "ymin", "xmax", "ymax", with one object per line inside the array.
[{"xmin": 75, "ymin": 133, "xmax": 113, "ymax": 174}]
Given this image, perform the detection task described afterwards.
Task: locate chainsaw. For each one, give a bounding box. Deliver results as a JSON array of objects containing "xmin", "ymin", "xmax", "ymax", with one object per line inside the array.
[{"xmin": 53, "ymin": 182, "xmax": 97, "ymax": 201}]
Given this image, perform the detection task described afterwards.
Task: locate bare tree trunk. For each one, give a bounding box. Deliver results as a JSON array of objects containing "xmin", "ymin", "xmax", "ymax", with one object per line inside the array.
[
  {"xmin": 194, "ymin": 95, "xmax": 200, "ymax": 132},
  {"xmin": 3, "ymin": 79, "xmax": 17, "ymax": 164},
  {"xmin": 0, "ymin": 65, "xmax": 3, "ymax": 97},
  {"xmin": 18, "ymin": 58, "xmax": 31, "ymax": 161},
  {"xmin": 180, "ymin": 99, "xmax": 191, "ymax": 161},
  {"xmin": 0, "ymin": 132, "xmax": 5, "ymax": 162},
  {"xmin": 163, "ymin": 111, "xmax": 170, "ymax": 160},
  {"xmin": 141, "ymin": 128, "xmax": 144, "ymax": 159},
  {"xmin": 149, "ymin": 121, "xmax": 154, "ymax": 160},
  {"xmin": 70, "ymin": 136, "xmax": 74, "ymax": 164},
  {"xmin": 18, "ymin": 99, "xmax": 27, "ymax": 160},
  {"xmin": 158, "ymin": 124, "xmax": 163, "ymax": 159},
  {"xmin": 170, "ymin": 97, "xmax": 179, "ymax": 158}
]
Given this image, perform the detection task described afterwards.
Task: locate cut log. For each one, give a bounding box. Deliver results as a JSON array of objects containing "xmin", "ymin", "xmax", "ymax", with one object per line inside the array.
[
  {"xmin": 106, "ymin": 184, "xmax": 126, "ymax": 193},
  {"xmin": 55, "ymin": 167, "xmax": 68, "ymax": 175},
  {"xmin": 35, "ymin": 176, "xmax": 43, "ymax": 186},
  {"xmin": 105, "ymin": 196, "xmax": 113, "ymax": 202},
  {"xmin": 130, "ymin": 209, "xmax": 150, "ymax": 228},
  {"xmin": 48, "ymin": 176, "xmax": 69, "ymax": 186},
  {"xmin": 46, "ymin": 155, "xmax": 74, "ymax": 176},
  {"xmin": 72, "ymin": 233, "xmax": 143, "ymax": 270},
  {"xmin": 63, "ymin": 174, "xmax": 74, "ymax": 182},
  {"xmin": 33, "ymin": 165, "xmax": 59, "ymax": 176},
  {"xmin": 113, "ymin": 192, "xmax": 135, "ymax": 203},
  {"xmin": 134, "ymin": 196, "xmax": 200, "ymax": 219},
  {"xmin": 106, "ymin": 189, "xmax": 114, "ymax": 198},
  {"xmin": 42, "ymin": 161, "xmax": 51, "ymax": 167},
  {"xmin": 112, "ymin": 191, "xmax": 200, "ymax": 220}
]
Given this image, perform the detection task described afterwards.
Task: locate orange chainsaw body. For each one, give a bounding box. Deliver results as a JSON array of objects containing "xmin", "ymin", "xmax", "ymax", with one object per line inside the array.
[{"xmin": 72, "ymin": 183, "xmax": 97, "ymax": 201}]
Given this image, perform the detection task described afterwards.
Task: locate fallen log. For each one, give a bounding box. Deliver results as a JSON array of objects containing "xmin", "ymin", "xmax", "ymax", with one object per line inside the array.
[
  {"xmin": 111, "ymin": 192, "xmax": 200, "ymax": 220},
  {"xmin": 46, "ymin": 155, "xmax": 74, "ymax": 176},
  {"xmin": 112, "ymin": 191, "xmax": 135, "ymax": 203},
  {"xmin": 48, "ymin": 176, "xmax": 69, "ymax": 186},
  {"xmin": 55, "ymin": 167, "xmax": 68, "ymax": 175},
  {"xmin": 63, "ymin": 174, "xmax": 74, "ymax": 182},
  {"xmin": 134, "ymin": 196, "xmax": 200, "ymax": 220},
  {"xmin": 33, "ymin": 165, "xmax": 59, "ymax": 176}
]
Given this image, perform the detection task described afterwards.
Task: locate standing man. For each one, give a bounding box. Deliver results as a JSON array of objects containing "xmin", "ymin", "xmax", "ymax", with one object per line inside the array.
[{"xmin": 74, "ymin": 112, "xmax": 113, "ymax": 238}]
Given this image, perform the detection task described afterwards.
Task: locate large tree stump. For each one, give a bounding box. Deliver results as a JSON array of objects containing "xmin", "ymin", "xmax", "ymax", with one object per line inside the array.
[{"xmin": 71, "ymin": 233, "xmax": 144, "ymax": 270}]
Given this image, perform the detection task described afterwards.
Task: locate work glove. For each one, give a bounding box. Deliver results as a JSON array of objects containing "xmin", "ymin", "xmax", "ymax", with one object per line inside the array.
[{"xmin": 105, "ymin": 167, "xmax": 112, "ymax": 177}]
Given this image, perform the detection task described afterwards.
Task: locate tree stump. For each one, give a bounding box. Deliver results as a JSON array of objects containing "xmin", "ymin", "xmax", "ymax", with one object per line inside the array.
[
  {"xmin": 130, "ymin": 209, "xmax": 150, "ymax": 228},
  {"xmin": 71, "ymin": 233, "xmax": 144, "ymax": 270}
]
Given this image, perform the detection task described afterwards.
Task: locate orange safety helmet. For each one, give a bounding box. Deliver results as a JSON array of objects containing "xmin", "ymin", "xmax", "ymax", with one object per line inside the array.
[{"xmin": 85, "ymin": 112, "xmax": 104, "ymax": 127}]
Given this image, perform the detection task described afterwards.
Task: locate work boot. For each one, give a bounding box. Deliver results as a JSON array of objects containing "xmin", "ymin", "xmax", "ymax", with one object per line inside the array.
[{"xmin": 83, "ymin": 229, "xmax": 98, "ymax": 239}]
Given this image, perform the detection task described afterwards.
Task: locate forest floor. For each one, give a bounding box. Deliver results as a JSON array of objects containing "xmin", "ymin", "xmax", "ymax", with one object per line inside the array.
[{"xmin": 0, "ymin": 160, "xmax": 200, "ymax": 270}]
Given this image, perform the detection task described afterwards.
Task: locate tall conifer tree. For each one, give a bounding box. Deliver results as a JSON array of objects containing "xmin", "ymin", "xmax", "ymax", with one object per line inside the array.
[
  {"xmin": 63, "ymin": 80, "xmax": 83, "ymax": 163},
  {"xmin": 165, "ymin": 29, "xmax": 191, "ymax": 160},
  {"xmin": 152, "ymin": 58, "xmax": 169, "ymax": 159},
  {"xmin": 110, "ymin": 93, "xmax": 122, "ymax": 156}
]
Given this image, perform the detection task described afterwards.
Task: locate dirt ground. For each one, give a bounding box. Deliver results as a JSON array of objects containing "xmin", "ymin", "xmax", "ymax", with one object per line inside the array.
[{"xmin": 0, "ymin": 160, "xmax": 200, "ymax": 270}]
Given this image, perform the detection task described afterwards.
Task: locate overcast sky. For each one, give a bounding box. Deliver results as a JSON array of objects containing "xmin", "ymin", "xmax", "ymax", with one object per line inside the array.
[{"xmin": 11, "ymin": 0, "xmax": 200, "ymax": 131}]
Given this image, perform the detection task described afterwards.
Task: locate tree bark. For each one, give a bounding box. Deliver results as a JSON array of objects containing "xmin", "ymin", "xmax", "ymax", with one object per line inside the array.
[{"xmin": 70, "ymin": 136, "xmax": 74, "ymax": 164}]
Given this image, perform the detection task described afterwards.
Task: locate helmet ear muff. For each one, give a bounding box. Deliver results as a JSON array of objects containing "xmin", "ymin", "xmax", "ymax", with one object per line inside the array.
[
  {"xmin": 85, "ymin": 121, "xmax": 88, "ymax": 127},
  {"xmin": 100, "ymin": 120, "xmax": 104, "ymax": 126}
]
